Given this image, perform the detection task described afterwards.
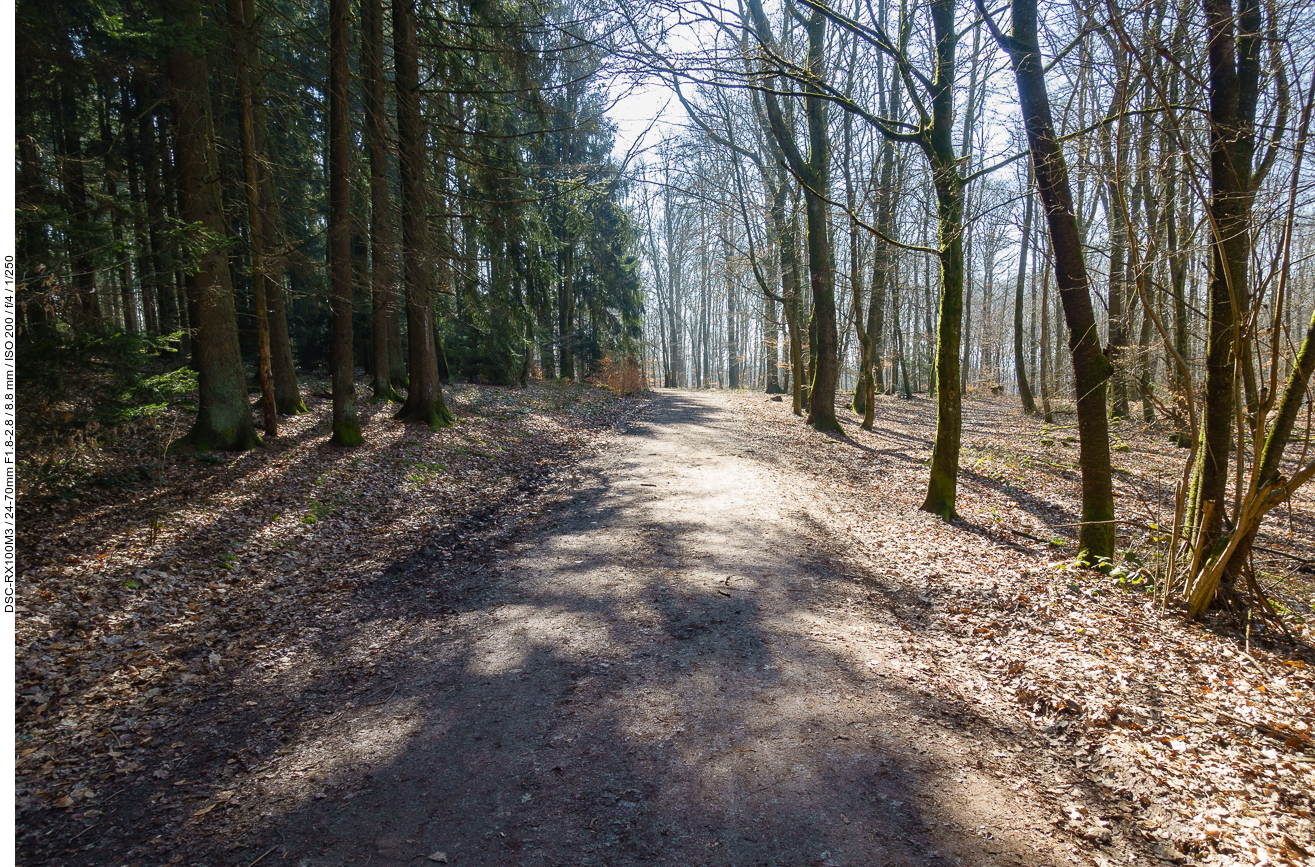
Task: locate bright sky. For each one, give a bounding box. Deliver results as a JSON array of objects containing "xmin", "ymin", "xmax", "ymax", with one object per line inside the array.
[{"xmin": 608, "ymin": 77, "xmax": 683, "ymax": 163}]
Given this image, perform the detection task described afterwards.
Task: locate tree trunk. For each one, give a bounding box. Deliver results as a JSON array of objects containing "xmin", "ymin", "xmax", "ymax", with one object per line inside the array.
[
  {"xmin": 559, "ymin": 241, "xmax": 576, "ymax": 381},
  {"xmin": 992, "ymin": 0, "xmax": 1115, "ymax": 560},
  {"xmin": 747, "ymin": 0, "xmax": 840, "ymax": 432},
  {"xmin": 842, "ymin": 85, "xmax": 869, "ymax": 418},
  {"xmin": 15, "ymin": 51, "xmax": 56, "ymax": 338},
  {"xmin": 919, "ymin": 0, "xmax": 966, "ymax": 518},
  {"xmin": 125, "ymin": 94, "xmax": 153, "ymax": 335},
  {"xmin": 869, "ymin": 134, "xmax": 898, "ymax": 397},
  {"xmin": 1014, "ymin": 168, "xmax": 1037, "ymax": 413},
  {"xmin": 921, "ymin": 170, "xmax": 965, "ymax": 517},
  {"xmin": 1134, "ymin": 99, "xmax": 1157, "ymax": 424},
  {"xmin": 891, "ymin": 257, "xmax": 912, "ymax": 400},
  {"xmin": 923, "ymin": 209, "xmax": 937, "ymax": 396},
  {"xmin": 159, "ymin": 123, "xmax": 184, "ymax": 341},
  {"xmin": 1101, "ymin": 112, "xmax": 1132, "ymax": 419},
  {"xmin": 328, "ymin": 0, "xmax": 362, "ymax": 444},
  {"xmin": 231, "ymin": 0, "xmax": 277, "ymax": 436},
  {"xmin": 1190, "ymin": 0, "xmax": 1262, "ymax": 559},
  {"xmin": 1137, "ymin": 287, "xmax": 1156, "ymax": 422},
  {"xmin": 726, "ymin": 244, "xmax": 739, "ymax": 389},
  {"xmin": 538, "ymin": 271, "xmax": 556, "ymax": 378},
  {"xmin": 802, "ymin": 179, "xmax": 840, "ymax": 431},
  {"xmin": 361, "ymin": 0, "xmax": 401, "ymax": 402},
  {"xmin": 130, "ymin": 101, "xmax": 160, "ymax": 335},
  {"xmin": 57, "ymin": 82, "xmax": 101, "ymax": 330},
  {"xmin": 958, "ymin": 25, "xmax": 982, "ymax": 394},
  {"xmin": 777, "ymin": 175, "xmax": 805, "ymax": 414},
  {"xmin": 245, "ymin": 56, "xmax": 305, "ymax": 416},
  {"xmin": 167, "ymin": 0, "xmax": 260, "ymax": 451},
  {"xmin": 393, "ymin": 0, "xmax": 452, "ymax": 429},
  {"xmin": 1166, "ymin": 20, "xmax": 1191, "ymax": 419},
  {"xmin": 765, "ymin": 294, "xmax": 782, "ymax": 393},
  {"xmin": 105, "ymin": 88, "xmax": 137, "ymax": 334},
  {"xmin": 1039, "ymin": 241, "xmax": 1054, "ymax": 423},
  {"xmin": 137, "ymin": 101, "xmax": 165, "ymax": 337},
  {"xmin": 257, "ymin": 149, "xmax": 305, "ymax": 412}
]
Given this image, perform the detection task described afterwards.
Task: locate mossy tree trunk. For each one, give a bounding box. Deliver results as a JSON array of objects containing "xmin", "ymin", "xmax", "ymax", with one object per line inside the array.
[
  {"xmin": 920, "ymin": 168, "xmax": 965, "ymax": 518},
  {"xmin": 985, "ymin": 0, "xmax": 1115, "ymax": 560},
  {"xmin": 808, "ymin": 0, "xmax": 968, "ymax": 508},
  {"xmin": 918, "ymin": 0, "xmax": 966, "ymax": 518}
]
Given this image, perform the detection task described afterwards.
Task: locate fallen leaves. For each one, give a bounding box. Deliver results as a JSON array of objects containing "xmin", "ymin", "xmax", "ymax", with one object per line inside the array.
[
  {"xmin": 730, "ymin": 391, "xmax": 1315, "ymax": 864},
  {"xmin": 15, "ymin": 379, "xmax": 643, "ymax": 863}
]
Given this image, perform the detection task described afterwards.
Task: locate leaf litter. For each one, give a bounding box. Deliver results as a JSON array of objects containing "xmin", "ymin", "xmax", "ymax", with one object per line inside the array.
[
  {"xmin": 15, "ymin": 378, "xmax": 645, "ymax": 864},
  {"xmin": 728, "ymin": 391, "xmax": 1314, "ymax": 866},
  {"xmin": 15, "ymin": 383, "xmax": 1315, "ymax": 866}
]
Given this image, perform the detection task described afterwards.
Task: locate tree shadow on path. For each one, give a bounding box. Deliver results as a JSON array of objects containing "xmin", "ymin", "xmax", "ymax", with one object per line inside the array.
[{"xmin": 45, "ymin": 392, "xmax": 1077, "ymax": 867}]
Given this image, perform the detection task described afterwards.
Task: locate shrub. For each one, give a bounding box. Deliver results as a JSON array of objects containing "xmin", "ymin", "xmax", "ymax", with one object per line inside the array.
[{"xmin": 589, "ymin": 354, "xmax": 645, "ymax": 396}]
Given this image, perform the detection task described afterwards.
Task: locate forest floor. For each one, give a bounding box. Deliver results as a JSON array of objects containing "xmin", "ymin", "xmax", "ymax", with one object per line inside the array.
[{"xmin": 14, "ymin": 385, "xmax": 1315, "ymax": 867}]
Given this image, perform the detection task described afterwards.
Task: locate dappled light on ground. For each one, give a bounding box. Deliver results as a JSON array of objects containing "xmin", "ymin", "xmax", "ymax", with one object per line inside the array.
[{"xmin": 18, "ymin": 389, "xmax": 1313, "ymax": 866}]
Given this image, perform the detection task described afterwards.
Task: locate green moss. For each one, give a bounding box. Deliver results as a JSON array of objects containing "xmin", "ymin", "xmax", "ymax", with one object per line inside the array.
[
  {"xmin": 279, "ymin": 396, "xmax": 310, "ymax": 415},
  {"xmin": 370, "ymin": 384, "xmax": 403, "ymax": 405},
  {"xmin": 331, "ymin": 420, "xmax": 365, "ymax": 447},
  {"xmin": 170, "ymin": 415, "xmax": 263, "ymax": 454},
  {"xmin": 395, "ymin": 400, "xmax": 454, "ymax": 431}
]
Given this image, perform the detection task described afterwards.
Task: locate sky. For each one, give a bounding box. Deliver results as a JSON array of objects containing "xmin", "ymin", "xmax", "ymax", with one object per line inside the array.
[{"xmin": 608, "ymin": 76, "xmax": 683, "ymax": 164}]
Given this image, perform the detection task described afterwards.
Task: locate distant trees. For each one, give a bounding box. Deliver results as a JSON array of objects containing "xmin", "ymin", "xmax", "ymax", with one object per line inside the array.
[{"xmin": 629, "ymin": 0, "xmax": 1315, "ymax": 610}]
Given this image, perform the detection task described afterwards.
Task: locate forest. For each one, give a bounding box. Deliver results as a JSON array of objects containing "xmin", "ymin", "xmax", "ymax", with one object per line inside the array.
[{"xmin": 11, "ymin": 0, "xmax": 1315, "ymax": 863}]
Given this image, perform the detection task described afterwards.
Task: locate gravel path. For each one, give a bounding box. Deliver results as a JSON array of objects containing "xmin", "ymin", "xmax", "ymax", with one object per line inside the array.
[{"xmin": 263, "ymin": 390, "xmax": 1079, "ymax": 867}]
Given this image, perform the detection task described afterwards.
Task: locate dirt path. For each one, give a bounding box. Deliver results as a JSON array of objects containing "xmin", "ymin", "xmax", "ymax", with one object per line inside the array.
[
  {"xmin": 252, "ymin": 390, "xmax": 1088, "ymax": 867},
  {"xmin": 20, "ymin": 387, "xmax": 1313, "ymax": 865}
]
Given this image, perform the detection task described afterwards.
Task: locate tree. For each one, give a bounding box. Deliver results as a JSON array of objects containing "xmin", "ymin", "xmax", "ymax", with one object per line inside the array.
[
  {"xmin": 979, "ymin": 0, "xmax": 1116, "ymax": 561},
  {"xmin": 167, "ymin": 0, "xmax": 260, "ymax": 452},
  {"xmin": 230, "ymin": 0, "xmax": 277, "ymax": 436},
  {"xmin": 745, "ymin": 0, "xmax": 843, "ymax": 433},
  {"xmin": 362, "ymin": 0, "xmax": 403, "ymax": 403},
  {"xmin": 1188, "ymin": 0, "xmax": 1272, "ymax": 564},
  {"xmin": 392, "ymin": 0, "xmax": 452, "ymax": 429},
  {"xmin": 1013, "ymin": 165, "xmax": 1037, "ymax": 415},
  {"xmin": 328, "ymin": 0, "xmax": 363, "ymax": 445}
]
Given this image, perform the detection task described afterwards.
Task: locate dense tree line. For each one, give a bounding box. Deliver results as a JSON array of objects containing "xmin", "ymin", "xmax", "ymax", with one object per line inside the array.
[
  {"xmin": 15, "ymin": 0, "xmax": 1315, "ymax": 616},
  {"xmin": 15, "ymin": 0, "xmax": 644, "ymax": 449}
]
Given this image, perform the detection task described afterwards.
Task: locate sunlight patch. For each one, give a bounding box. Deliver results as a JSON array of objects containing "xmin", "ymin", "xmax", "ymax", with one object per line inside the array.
[{"xmin": 464, "ymin": 604, "xmax": 607, "ymax": 675}]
